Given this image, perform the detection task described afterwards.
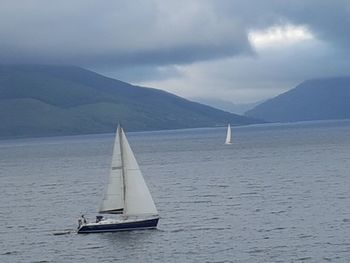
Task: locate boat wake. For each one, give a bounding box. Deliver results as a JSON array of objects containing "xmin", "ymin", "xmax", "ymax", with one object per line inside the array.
[{"xmin": 52, "ymin": 230, "xmax": 73, "ymax": 236}]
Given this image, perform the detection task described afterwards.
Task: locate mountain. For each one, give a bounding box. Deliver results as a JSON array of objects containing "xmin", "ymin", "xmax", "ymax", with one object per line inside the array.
[
  {"xmin": 0, "ymin": 65, "xmax": 261, "ymax": 138},
  {"xmin": 191, "ymin": 97, "xmax": 262, "ymax": 115},
  {"xmin": 245, "ymin": 77, "xmax": 350, "ymax": 122}
]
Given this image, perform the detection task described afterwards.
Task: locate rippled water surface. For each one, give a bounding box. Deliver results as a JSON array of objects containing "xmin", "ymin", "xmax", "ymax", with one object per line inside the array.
[{"xmin": 1, "ymin": 121, "xmax": 350, "ymax": 262}]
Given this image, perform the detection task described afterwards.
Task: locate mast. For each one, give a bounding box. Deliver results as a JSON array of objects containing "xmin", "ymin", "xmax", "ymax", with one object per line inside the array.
[{"xmin": 119, "ymin": 125, "xmax": 127, "ymax": 217}]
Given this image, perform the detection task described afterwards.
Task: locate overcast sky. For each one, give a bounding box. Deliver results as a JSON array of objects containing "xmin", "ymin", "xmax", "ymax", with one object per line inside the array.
[{"xmin": 1, "ymin": 0, "xmax": 350, "ymax": 103}]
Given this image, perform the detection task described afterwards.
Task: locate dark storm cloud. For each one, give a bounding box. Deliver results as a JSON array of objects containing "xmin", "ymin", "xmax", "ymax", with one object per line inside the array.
[
  {"xmin": 0, "ymin": 0, "xmax": 349, "ymax": 87},
  {"xmin": 0, "ymin": 0, "xmax": 251, "ymax": 67}
]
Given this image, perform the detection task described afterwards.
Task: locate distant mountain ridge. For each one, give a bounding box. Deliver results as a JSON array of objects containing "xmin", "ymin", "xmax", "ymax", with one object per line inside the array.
[
  {"xmin": 191, "ymin": 97, "xmax": 261, "ymax": 115},
  {"xmin": 0, "ymin": 65, "xmax": 260, "ymax": 138},
  {"xmin": 246, "ymin": 76, "xmax": 350, "ymax": 122}
]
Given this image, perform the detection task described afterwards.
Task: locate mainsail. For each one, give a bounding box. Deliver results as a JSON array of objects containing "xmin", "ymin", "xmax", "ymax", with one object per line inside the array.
[
  {"xmin": 99, "ymin": 128, "xmax": 124, "ymax": 214},
  {"xmin": 99, "ymin": 126, "xmax": 158, "ymax": 217},
  {"xmin": 225, "ymin": 124, "xmax": 232, "ymax": 144}
]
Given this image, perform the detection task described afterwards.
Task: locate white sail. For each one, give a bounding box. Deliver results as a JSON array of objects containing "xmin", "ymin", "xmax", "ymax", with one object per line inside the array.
[
  {"xmin": 120, "ymin": 128, "xmax": 158, "ymax": 217},
  {"xmin": 99, "ymin": 127, "xmax": 124, "ymax": 214},
  {"xmin": 225, "ymin": 124, "xmax": 232, "ymax": 144}
]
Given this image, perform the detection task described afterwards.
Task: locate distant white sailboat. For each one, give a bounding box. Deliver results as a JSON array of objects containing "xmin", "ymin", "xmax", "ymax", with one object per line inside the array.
[
  {"xmin": 225, "ymin": 124, "xmax": 232, "ymax": 145},
  {"xmin": 77, "ymin": 125, "xmax": 159, "ymax": 233}
]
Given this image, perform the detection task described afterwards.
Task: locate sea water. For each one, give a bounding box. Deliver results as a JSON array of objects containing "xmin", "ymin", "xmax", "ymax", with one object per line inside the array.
[{"xmin": 1, "ymin": 120, "xmax": 350, "ymax": 262}]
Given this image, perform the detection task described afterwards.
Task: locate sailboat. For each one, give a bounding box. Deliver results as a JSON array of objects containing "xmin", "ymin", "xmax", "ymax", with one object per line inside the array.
[
  {"xmin": 224, "ymin": 124, "xmax": 232, "ymax": 145},
  {"xmin": 77, "ymin": 125, "xmax": 159, "ymax": 233}
]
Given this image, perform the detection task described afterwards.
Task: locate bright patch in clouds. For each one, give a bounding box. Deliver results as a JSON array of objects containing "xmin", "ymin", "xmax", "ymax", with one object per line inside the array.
[{"xmin": 249, "ymin": 24, "xmax": 314, "ymax": 49}]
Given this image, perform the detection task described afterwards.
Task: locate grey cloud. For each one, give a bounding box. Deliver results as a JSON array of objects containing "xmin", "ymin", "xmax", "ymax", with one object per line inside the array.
[
  {"xmin": 1, "ymin": 0, "xmax": 349, "ymax": 67},
  {"xmin": 211, "ymin": 0, "xmax": 350, "ymax": 48},
  {"xmin": 275, "ymin": 0, "xmax": 350, "ymax": 48},
  {"xmin": 0, "ymin": 0, "xmax": 252, "ymax": 68}
]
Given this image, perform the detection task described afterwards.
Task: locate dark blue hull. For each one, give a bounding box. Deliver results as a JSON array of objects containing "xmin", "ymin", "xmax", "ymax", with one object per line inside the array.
[{"xmin": 77, "ymin": 217, "xmax": 159, "ymax": 234}]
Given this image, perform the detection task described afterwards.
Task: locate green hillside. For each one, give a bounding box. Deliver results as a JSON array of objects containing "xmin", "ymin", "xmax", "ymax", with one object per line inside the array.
[{"xmin": 0, "ymin": 65, "xmax": 261, "ymax": 138}]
